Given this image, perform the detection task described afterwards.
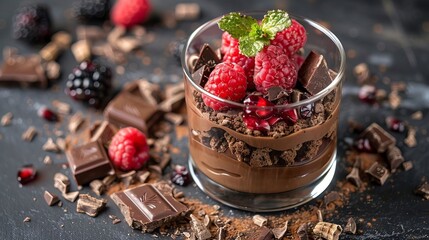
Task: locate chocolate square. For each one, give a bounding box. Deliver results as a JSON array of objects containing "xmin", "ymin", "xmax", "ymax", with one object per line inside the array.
[
  {"xmin": 66, "ymin": 141, "xmax": 113, "ymax": 185},
  {"xmin": 365, "ymin": 162, "xmax": 390, "ymax": 185},
  {"xmin": 111, "ymin": 184, "xmax": 188, "ymax": 232},
  {"xmin": 0, "ymin": 54, "xmax": 47, "ymax": 88},
  {"xmin": 361, "ymin": 123, "xmax": 396, "ymax": 153},
  {"xmin": 298, "ymin": 51, "xmax": 332, "ymax": 95},
  {"xmin": 104, "ymin": 92, "xmax": 162, "ymax": 133},
  {"xmin": 89, "ymin": 121, "xmax": 118, "ymax": 148},
  {"xmin": 192, "ymin": 44, "xmax": 220, "ymax": 73}
]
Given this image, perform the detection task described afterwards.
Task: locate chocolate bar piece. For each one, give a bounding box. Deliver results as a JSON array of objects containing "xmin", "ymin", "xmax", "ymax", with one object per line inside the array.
[
  {"xmin": 63, "ymin": 191, "xmax": 79, "ymax": 202},
  {"xmin": 362, "ymin": 123, "xmax": 396, "ymax": 153},
  {"xmin": 192, "ymin": 64, "xmax": 212, "ymax": 87},
  {"xmin": 385, "ymin": 145, "xmax": 404, "ymax": 170},
  {"xmin": 104, "ymin": 92, "xmax": 162, "ymax": 133},
  {"xmin": 192, "ymin": 44, "xmax": 220, "ymax": 73},
  {"xmin": 415, "ymin": 182, "xmax": 429, "ymax": 200},
  {"xmin": 0, "ymin": 53, "xmax": 47, "ymax": 88},
  {"xmin": 66, "ymin": 141, "xmax": 113, "ymax": 185},
  {"xmin": 76, "ymin": 194, "xmax": 107, "ymax": 217},
  {"xmin": 89, "ymin": 121, "xmax": 118, "ymax": 148},
  {"xmin": 190, "ymin": 214, "xmax": 211, "ymax": 240},
  {"xmin": 44, "ymin": 191, "xmax": 60, "ymax": 206},
  {"xmin": 249, "ymin": 227, "xmax": 274, "ymax": 240},
  {"xmin": 365, "ymin": 162, "xmax": 390, "ymax": 185},
  {"xmin": 111, "ymin": 184, "xmax": 188, "ymax": 232},
  {"xmin": 298, "ymin": 51, "xmax": 332, "ymax": 95},
  {"xmin": 54, "ymin": 173, "xmax": 70, "ymax": 193}
]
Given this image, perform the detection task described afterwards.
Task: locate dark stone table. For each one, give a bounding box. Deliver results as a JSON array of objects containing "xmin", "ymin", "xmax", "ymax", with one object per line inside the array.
[{"xmin": 0, "ymin": 0, "xmax": 428, "ymax": 239}]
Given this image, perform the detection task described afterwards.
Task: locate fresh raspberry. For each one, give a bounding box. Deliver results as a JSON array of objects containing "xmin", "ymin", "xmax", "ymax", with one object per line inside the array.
[
  {"xmin": 271, "ymin": 19, "xmax": 307, "ymax": 56},
  {"xmin": 202, "ymin": 62, "xmax": 247, "ymax": 111},
  {"xmin": 291, "ymin": 54, "xmax": 305, "ymax": 69},
  {"xmin": 108, "ymin": 127, "xmax": 150, "ymax": 171},
  {"xmin": 111, "ymin": 0, "xmax": 151, "ymax": 28},
  {"xmin": 223, "ymin": 47, "xmax": 255, "ymax": 89},
  {"xmin": 220, "ymin": 32, "xmax": 238, "ymax": 56},
  {"xmin": 253, "ymin": 45, "xmax": 298, "ymax": 94}
]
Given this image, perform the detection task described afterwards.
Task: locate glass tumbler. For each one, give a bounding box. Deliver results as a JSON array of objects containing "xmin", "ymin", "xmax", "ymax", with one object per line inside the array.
[{"xmin": 181, "ymin": 13, "xmax": 345, "ymax": 212}]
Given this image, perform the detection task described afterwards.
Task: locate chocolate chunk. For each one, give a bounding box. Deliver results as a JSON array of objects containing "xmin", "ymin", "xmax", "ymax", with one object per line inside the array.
[
  {"xmin": 404, "ymin": 127, "xmax": 417, "ymax": 148},
  {"xmin": 344, "ymin": 217, "xmax": 357, "ymax": 234},
  {"xmin": 0, "ymin": 53, "xmax": 47, "ymax": 88},
  {"xmin": 415, "ymin": 182, "xmax": 429, "ymax": 200},
  {"xmin": 361, "ymin": 123, "xmax": 396, "ymax": 153},
  {"xmin": 104, "ymin": 92, "xmax": 162, "ymax": 133},
  {"xmin": 71, "ymin": 40, "xmax": 91, "ymax": 62},
  {"xmin": 111, "ymin": 184, "xmax": 189, "ymax": 232},
  {"xmin": 346, "ymin": 167, "xmax": 362, "ymax": 188},
  {"xmin": 54, "ymin": 173, "xmax": 70, "ymax": 193},
  {"xmin": 68, "ymin": 112, "xmax": 84, "ymax": 133},
  {"xmin": 23, "ymin": 217, "xmax": 31, "ymax": 223},
  {"xmin": 44, "ymin": 191, "xmax": 60, "ymax": 206},
  {"xmin": 192, "ymin": 65, "xmax": 212, "ymax": 87},
  {"xmin": 90, "ymin": 180, "xmax": 106, "ymax": 196},
  {"xmin": 402, "ymin": 161, "xmax": 413, "ymax": 171},
  {"xmin": 190, "ymin": 214, "xmax": 212, "ymax": 240},
  {"xmin": 89, "ymin": 121, "xmax": 118, "ymax": 148},
  {"xmin": 297, "ymin": 223, "xmax": 309, "ymax": 240},
  {"xmin": 42, "ymin": 138, "xmax": 60, "ymax": 153},
  {"xmin": 252, "ymin": 215, "xmax": 267, "ymax": 227},
  {"xmin": 123, "ymin": 79, "xmax": 161, "ymax": 106},
  {"xmin": 365, "ymin": 162, "xmax": 390, "ymax": 185},
  {"xmin": 272, "ymin": 221, "xmax": 288, "ymax": 239},
  {"xmin": 76, "ymin": 194, "xmax": 107, "ymax": 217},
  {"xmin": 324, "ymin": 191, "xmax": 341, "ymax": 207},
  {"xmin": 192, "ymin": 44, "xmax": 220, "ymax": 73},
  {"xmin": 63, "ymin": 191, "xmax": 79, "ymax": 202},
  {"xmin": 102, "ymin": 175, "xmax": 117, "ymax": 186},
  {"xmin": 266, "ymin": 86, "xmax": 289, "ymax": 102},
  {"xmin": 1, "ymin": 112, "xmax": 13, "ymax": 126},
  {"xmin": 137, "ymin": 171, "xmax": 151, "ymax": 183},
  {"xmin": 298, "ymin": 51, "xmax": 332, "ymax": 95},
  {"xmin": 249, "ymin": 226, "xmax": 273, "ymax": 240},
  {"xmin": 175, "ymin": 3, "xmax": 201, "ymax": 21},
  {"xmin": 159, "ymin": 92, "xmax": 185, "ymax": 113},
  {"xmin": 21, "ymin": 126, "xmax": 37, "ymax": 141},
  {"xmin": 66, "ymin": 141, "xmax": 113, "ymax": 185},
  {"xmin": 385, "ymin": 145, "xmax": 404, "ymax": 171},
  {"xmin": 353, "ymin": 63, "xmax": 370, "ymax": 84},
  {"xmin": 313, "ymin": 222, "xmax": 342, "ymax": 240}
]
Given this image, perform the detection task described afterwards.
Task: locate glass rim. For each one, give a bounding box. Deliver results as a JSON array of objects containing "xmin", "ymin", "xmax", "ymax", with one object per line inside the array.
[{"xmin": 181, "ymin": 12, "xmax": 346, "ymax": 109}]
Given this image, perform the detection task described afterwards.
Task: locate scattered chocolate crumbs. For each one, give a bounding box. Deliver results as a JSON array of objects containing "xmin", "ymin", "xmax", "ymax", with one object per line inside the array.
[
  {"xmin": 404, "ymin": 127, "xmax": 417, "ymax": 148},
  {"xmin": 44, "ymin": 190, "xmax": 60, "ymax": 206},
  {"xmin": 42, "ymin": 138, "xmax": 60, "ymax": 153},
  {"xmin": 76, "ymin": 194, "xmax": 107, "ymax": 217},
  {"xmin": 344, "ymin": 217, "xmax": 357, "ymax": 234},
  {"xmin": 1, "ymin": 112, "xmax": 13, "ymax": 126},
  {"xmin": 23, "ymin": 217, "xmax": 31, "ymax": 223},
  {"xmin": 22, "ymin": 126, "xmax": 37, "ymax": 142}
]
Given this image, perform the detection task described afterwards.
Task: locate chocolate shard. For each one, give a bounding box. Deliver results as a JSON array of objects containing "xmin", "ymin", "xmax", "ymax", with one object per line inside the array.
[
  {"xmin": 76, "ymin": 194, "xmax": 107, "ymax": 217},
  {"xmin": 344, "ymin": 217, "xmax": 357, "ymax": 234},
  {"xmin": 365, "ymin": 162, "xmax": 390, "ymax": 185},
  {"xmin": 272, "ymin": 221, "xmax": 288, "ymax": 239},
  {"xmin": 190, "ymin": 214, "xmax": 212, "ymax": 240},
  {"xmin": 415, "ymin": 182, "xmax": 429, "ymax": 200},
  {"xmin": 110, "ymin": 184, "xmax": 189, "ymax": 232},
  {"xmin": 66, "ymin": 141, "xmax": 113, "ymax": 185},
  {"xmin": 313, "ymin": 222, "xmax": 343, "ymax": 240},
  {"xmin": 192, "ymin": 44, "xmax": 220, "ymax": 73},
  {"xmin": 346, "ymin": 167, "xmax": 362, "ymax": 188},
  {"xmin": 89, "ymin": 121, "xmax": 118, "ymax": 148},
  {"xmin": 323, "ymin": 191, "xmax": 341, "ymax": 207},
  {"xmin": 402, "ymin": 161, "xmax": 413, "ymax": 171},
  {"xmin": 298, "ymin": 51, "xmax": 332, "ymax": 95},
  {"xmin": 54, "ymin": 172, "xmax": 70, "ymax": 193},
  {"xmin": 104, "ymin": 92, "xmax": 162, "ymax": 134},
  {"xmin": 192, "ymin": 64, "xmax": 212, "ymax": 87},
  {"xmin": 249, "ymin": 226, "xmax": 273, "ymax": 240},
  {"xmin": 252, "ymin": 214, "xmax": 268, "ymax": 227},
  {"xmin": 297, "ymin": 223, "xmax": 309, "ymax": 240},
  {"xmin": 266, "ymin": 86, "xmax": 289, "ymax": 102},
  {"xmin": 44, "ymin": 191, "xmax": 60, "ymax": 206},
  {"xmin": 361, "ymin": 123, "xmax": 396, "ymax": 153},
  {"xmin": 90, "ymin": 179, "xmax": 106, "ymax": 196},
  {"xmin": 63, "ymin": 191, "xmax": 80, "ymax": 203},
  {"xmin": 385, "ymin": 145, "xmax": 404, "ymax": 171}
]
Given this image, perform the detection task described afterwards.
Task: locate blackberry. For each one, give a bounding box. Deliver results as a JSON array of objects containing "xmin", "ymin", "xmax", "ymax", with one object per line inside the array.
[
  {"xmin": 73, "ymin": 0, "xmax": 110, "ymax": 22},
  {"xmin": 12, "ymin": 3, "xmax": 52, "ymax": 43},
  {"xmin": 65, "ymin": 61, "xmax": 112, "ymax": 108}
]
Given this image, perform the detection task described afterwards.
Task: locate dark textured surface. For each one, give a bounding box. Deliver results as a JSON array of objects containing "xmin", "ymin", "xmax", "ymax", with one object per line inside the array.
[{"xmin": 0, "ymin": 0, "xmax": 429, "ymax": 239}]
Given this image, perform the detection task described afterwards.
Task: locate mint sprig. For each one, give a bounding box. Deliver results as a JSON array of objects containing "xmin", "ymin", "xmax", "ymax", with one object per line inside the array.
[{"xmin": 218, "ymin": 10, "xmax": 292, "ymax": 57}]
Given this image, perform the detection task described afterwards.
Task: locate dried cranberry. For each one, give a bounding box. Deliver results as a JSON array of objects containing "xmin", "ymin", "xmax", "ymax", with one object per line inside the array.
[
  {"xmin": 17, "ymin": 165, "xmax": 37, "ymax": 184},
  {"xmin": 242, "ymin": 114, "xmax": 270, "ymax": 133},
  {"xmin": 358, "ymin": 85, "xmax": 376, "ymax": 104},
  {"xmin": 354, "ymin": 138, "xmax": 373, "ymax": 152},
  {"xmin": 299, "ymin": 103, "xmax": 314, "ymax": 118},
  {"xmin": 385, "ymin": 117, "xmax": 405, "ymax": 132},
  {"xmin": 37, "ymin": 106, "xmax": 58, "ymax": 122},
  {"xmin": 171, "ymin": 165, "xmax": 190, "ymax": 186}
]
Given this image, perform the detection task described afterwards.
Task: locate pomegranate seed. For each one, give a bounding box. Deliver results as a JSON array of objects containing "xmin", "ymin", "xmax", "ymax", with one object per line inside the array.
[
  {"xmin": 358, "ymin": 85, "xmax": 376, "ymax": 104},
  {"xmin": 38, "ymin": 106, "xmax": 58, "ymax": 122},
  {"xmin": 354, "ymin": 138, "xmax": 374, "ymax": 152},
  {"xmin": 385, "ymin": 117, "xmax": 405, "ymax": 132},
  {"xmin": 279, "ymin": 108, "xmax": 298, "ymax": 125},
  {"xmin": 17, "ymin": 165, "xmax": 37, "ymax": 184},
  {"xmin": 243, "ymin": 114, "xmax": 270, "ymax": 133},
  {"xmin": 171, "ymin": 165, "xmax": 190, "ymax": 186}
]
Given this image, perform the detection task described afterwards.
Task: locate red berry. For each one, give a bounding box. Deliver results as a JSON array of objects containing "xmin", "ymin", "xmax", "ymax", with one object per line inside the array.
[
  {"xmin": 385, "ymin": 117, "xmax": 405, "ymax": 132},
  {"xmin": 254, "ymin": 45, "xmax": 298, "ymax": 94},
  {"xmin": 202, "ymin": 62, "xmax": 247, "ymax": 111},
  {"xmin": 358, "ymin": 85, "xmax": 376, "ymax": 104},
  {"xmin": 279, "ymin": 108, "xmax": 298, "ymax": 125},
  {"xmin": 244, "ymin": 95, "xmax": 275, "ymax": 119},
  {"xmin": 171, "ymin": 165, "xmax": 191, "ymax": 186},
  {"xmin": 291, "ymin": 54, "xmax": 305, "ymax": 69},
  {"xmin": 17, "ymin": 165, "xmax": 37, "ymax": 184},
  {"xmin": 37, "ymin": 106, "xmax": 58, "ymax": 122},
  {"xmin": 271, "ymin": 19, "xmax": 307, "ymax": 56},
  {"xmin": 220, "ymin": 32, "xmax": 237, "ymax": 56},
  {"xmin": 108, "ymin": 127, "xmax": 150, "ymax": 171},
  {"xmin": 242, "ymin": 114, "xmax": 270, "ymax": 133},
  {"xmin": 111, "ymin": 0, "xmax": 151, "ymax": 28}
]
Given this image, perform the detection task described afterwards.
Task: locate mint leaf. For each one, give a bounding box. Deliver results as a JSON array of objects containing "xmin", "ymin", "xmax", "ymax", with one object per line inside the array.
[
  {"xmin": 261, "ymin": 10, "xmax": 291, "ymax": 39},
  {"xmin": 218, "ymin": 12, "xmax": 258, "ymax": 39},
  {"xmin": 239, "ymin": 35, "xmax": 266, "ymax": 57}
]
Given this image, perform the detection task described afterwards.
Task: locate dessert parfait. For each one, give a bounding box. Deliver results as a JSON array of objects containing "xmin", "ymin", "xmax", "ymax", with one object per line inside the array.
[{"xmin": 182, "ymin": 10, "xmax": 345, "ymax": 211}]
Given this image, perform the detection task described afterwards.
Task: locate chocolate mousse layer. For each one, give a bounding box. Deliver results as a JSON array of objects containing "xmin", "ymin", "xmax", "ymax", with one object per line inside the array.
[{"xmin": 185, "ymin": 79, "xmax": 341, "ymax": 194}]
